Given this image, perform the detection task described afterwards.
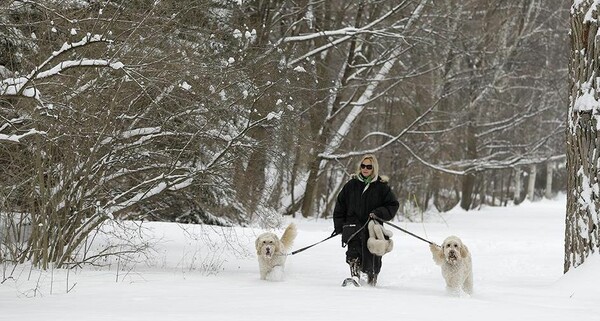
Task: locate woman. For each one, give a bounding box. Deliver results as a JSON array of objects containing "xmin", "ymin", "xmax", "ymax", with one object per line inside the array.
[{"xmin": 332, "ymin": 154, "xmax": 399, "ymax": 286}]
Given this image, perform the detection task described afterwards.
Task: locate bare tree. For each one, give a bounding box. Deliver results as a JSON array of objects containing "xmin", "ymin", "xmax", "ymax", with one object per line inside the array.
[
  {"xmin": 275, "ymin": 0, "xmax": 567, "ymax": 215},
  {"xmin": 253, "ymin": 0, "xmax": 433, "ymax": 217},
  {"xmin": 0, "ymin": 0, "xmax": 284, "ymax": 268}
]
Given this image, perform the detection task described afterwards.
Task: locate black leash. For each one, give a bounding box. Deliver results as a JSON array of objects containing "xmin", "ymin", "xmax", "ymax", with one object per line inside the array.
[
  {"xmin": 372, "ymin": 214, "xmax": 437, "ymax": 246},
  {"xmin": 290, "ymin": 219, "xmax": 370, "ymax": 255},
  {"xmin": 289, "ymin": 213, "xmax": 437, "ymax": 256},
  {"xmin": 342, "ymin": 219, "xmax": 370, "ymax": 248},
  {"xmin": 290, "ymin": 233, "xmax": 338, "ymax": 255}
]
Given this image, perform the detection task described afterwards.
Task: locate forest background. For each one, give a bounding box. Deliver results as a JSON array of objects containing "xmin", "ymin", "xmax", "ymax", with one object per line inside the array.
[{"xmin": 0, "ymin": 0, "xmax": 568, "ymax": 269}]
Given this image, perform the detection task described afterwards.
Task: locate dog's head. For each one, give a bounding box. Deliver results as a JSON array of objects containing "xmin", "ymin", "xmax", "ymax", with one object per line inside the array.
[
  {"xmin": 255, "ymin": 233, "xmax": 281, "ymax": 258},
  {"xmin": 441, "ymin": 236, "xmax": 469, "ymax": 264}
]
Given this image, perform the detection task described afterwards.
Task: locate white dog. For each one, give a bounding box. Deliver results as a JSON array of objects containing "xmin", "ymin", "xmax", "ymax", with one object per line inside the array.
[
  {"xmin": 255, "ymin": 223, "xmax": 297, "ymax": 281},
  {"xmin": 429, "ymin": 235, "xmax": 473, "ymax": 295}
]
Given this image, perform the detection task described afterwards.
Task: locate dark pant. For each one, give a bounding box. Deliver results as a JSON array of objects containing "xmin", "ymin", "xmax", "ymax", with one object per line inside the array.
[
  {"xmin": 345, "ymin": 237, "xmax": 362, "ymax": 263},
  {"xmin": 345, "ymin": 229, "xmax": 382, "ymax": 275}
]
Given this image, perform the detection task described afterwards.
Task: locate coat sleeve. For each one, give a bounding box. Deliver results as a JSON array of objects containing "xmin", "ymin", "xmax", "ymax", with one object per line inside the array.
[
  {"xmin": 372, "ymin": 185, "xmax": 399, "ymax": 221},
  {"xmin": 332, "ymin": 182, "xmax": 349, "ymax": 233}
]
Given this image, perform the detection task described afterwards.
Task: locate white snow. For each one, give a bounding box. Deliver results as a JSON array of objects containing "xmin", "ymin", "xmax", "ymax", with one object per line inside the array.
[
  {"xmin": 179, "ymin": 81, "xmax": 192, "ymax": 91},
  {"xmin": 266, "ymin": 110, "xmax": 282, "ymax": 121},
  {"xmin": 0, "ymin": 129, "xmax": 46, "ymax": 143},
  {"xmin": 293, "ymin": 66, "xmax": 307, "ymax": 73},
  {"xmin": 1, "ymin": 195, "xmax": 598, "ymax": 321}
]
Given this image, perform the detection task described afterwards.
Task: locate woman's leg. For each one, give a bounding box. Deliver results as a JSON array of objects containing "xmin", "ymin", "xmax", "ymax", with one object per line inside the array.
[
  {"xmin": 362, "ymin": 239, "xmax": 382, "ymax": 285},
  {"xmin": 346, "ymin": 238, "xmax": 362, "ymax": 277}
]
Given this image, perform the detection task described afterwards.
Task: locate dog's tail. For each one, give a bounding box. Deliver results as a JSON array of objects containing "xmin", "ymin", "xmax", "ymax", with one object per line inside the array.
[{"xmin": 280, "ymin": 222, "xmax": 297, "ymax": 251}]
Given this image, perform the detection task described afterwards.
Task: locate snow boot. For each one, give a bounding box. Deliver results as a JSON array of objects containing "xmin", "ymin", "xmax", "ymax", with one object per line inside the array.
[
  {"xmin": 348, "ymin": 258, "xmax": 361, "ymax": 278},
  {"xmin": 367, "ymin": 273, "xmax": 378, "ymax": 286},
  {"xmin": 342, "ymin": 258, "xmax": 362, "ymax": 287}
]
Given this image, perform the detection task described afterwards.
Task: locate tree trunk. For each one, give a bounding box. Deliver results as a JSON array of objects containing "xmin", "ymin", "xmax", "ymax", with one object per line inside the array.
[
  {"xmin": 460, "ymin": 174, "xmax": 475, "ymax": 210},
  {"xmin": 503, "ymin": 169, "xmax": 513, "ymax": 206},
  {"xmin": 546, "ymin": 162, "xmax": 553, "ymax": 199},
  {"xmin": 514, "ymin": 167, "xmax": 522, "ymax": 204},
  {"xmin": 565, "ymin": 0, "xmax": 600, "ymax": 273},
  {"xmin": 527, "ymin": 164, "xmax": 537, "ymax": 201},
  {"xmin": 301, "ymin": 157, "xmax": 322, "ymax": 218},
  {"xmin": 460, "ymin": 118, "xmax": 478, "ymax": 210}
]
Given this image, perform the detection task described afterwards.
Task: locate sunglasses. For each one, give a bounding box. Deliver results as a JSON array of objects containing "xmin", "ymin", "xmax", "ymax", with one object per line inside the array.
[{"xmin": 360, "ymin": 164, "xmax": 373, "ymax": 170}]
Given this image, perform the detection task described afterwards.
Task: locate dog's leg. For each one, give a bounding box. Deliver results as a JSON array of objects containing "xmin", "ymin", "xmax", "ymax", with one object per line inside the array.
[
  {"xmin": 442, "ymin": 268, "xmax": 461, "ymax": 296},
  {"xmin": 267, "ymin": 266, "xmax": 284, "ymax": 281},
  {"xmin": 429, "ymin": 244, "xmax": 444, "ymax": 266},
  {"xmin": 464, "ymin": 271, "xmax": 473, "ymax": 295},
  {"xmin": 445, "ymin": 285, "xmax": 460, "ymax": 296}
]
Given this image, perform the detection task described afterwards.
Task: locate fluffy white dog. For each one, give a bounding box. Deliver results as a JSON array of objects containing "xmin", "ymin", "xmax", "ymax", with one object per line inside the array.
[
  {"xmin": 429, "ymin": 235, "xmax": 473, "ymax": 295},
  {"xmin": 255, "ymin": 223, "xmax": 297, "ymax": 281}
]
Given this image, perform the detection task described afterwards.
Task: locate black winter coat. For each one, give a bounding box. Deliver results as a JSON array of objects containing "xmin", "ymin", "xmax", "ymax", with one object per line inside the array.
[
  {"xmin": 332, "ymin": 175, "xmax": 399, "ymax": 275},
  {"xmin": 333, "ymin": 175, "xmax": 399, "ymax": 233}
]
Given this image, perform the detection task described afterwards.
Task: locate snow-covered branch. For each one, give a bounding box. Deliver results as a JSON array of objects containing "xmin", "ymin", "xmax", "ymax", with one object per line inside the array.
[
  {"xmin": 319, "ymin": 0, "xmax": 428, "ymax": 157},
  {"xmin": 319, "ymin": 95, "xmax": 437, "ymax": 160},
  {"xmin": 0, "ymin": 34, "xmax": 121, "ymax": 99},
  {"xmin": 204, "ymin": 110, "xmax": 283, "ymax": 170},
  {"xmin": 0, "ymin": 129, "xmax": 47, "ymax": 143},
  {"xmin": 282, "ymin": 1, "xmax": 410, "ymax": 67},
  {"xmin": 102, "ymin": 174, "xmax": 188, "ymax": 215}
]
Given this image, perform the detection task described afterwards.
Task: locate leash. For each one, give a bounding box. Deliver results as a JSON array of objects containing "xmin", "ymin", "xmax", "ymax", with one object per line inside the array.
[
  {"xmin": 288, "ymin": 221, "xmax": 369, "ymax": 255},
  {"xmin": 372, "ymin": 214, "xmax": 437, "ymax": 246},
  {"xmin": 289, "ymin": 219, "xmax": 369, "ymax": 255},
  {"xmin": 288, "ymin": 213, "xmax": 438, "ymax": 256},
  {"xmin": 342, "ymin": 219, "xmax": 370, "ymax": 248},
  {"xmin": 289, "ymin": 233, "xmax": 338, "ymax": 255}
]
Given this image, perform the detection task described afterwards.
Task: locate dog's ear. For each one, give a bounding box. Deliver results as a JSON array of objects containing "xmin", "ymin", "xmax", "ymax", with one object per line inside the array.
[
  {"xmin": 460, "ymin": 243, "xmax": 469, "ymax": 258},
  {"xmin": 275, "ymin": 239, "xmax": 283, "ymax": 253},
  {"xmin": 255, "ymin": 237, "xmax": 262, "ymax": 255}
]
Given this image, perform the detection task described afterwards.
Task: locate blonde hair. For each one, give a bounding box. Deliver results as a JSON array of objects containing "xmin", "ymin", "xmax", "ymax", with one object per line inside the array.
[{"xmin": 355, "ymin": 154, "xmax": 379, "ymax": 179}]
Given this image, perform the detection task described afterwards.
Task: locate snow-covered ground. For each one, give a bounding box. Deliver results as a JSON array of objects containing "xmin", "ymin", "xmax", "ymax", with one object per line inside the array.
[{"xmin": 1, "ymin": 195, "xmax": 598, "ymax": 321}]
